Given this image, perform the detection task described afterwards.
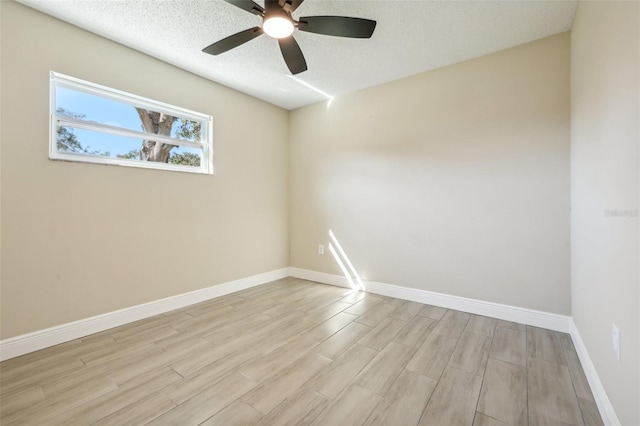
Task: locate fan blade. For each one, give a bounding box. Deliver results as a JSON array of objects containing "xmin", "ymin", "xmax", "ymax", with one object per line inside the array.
[
  {"xmin": 287, "ymin": 0, "xmax": 305, "ymax": 13},
  {"xmin": 264, "ymin": 0, "xmax": 281, "ymax": 13},
  {"xmin": 298, "ymin": 16, "xmax": 376, "ymax": 38},
  {"xmin": 223, "ymin": 0, "xmax": 264, "ymax": 15},
  {"xmin": 202, "ymin": 27, "xmax": 264, "ymax": 55},
  {"xmin": 278, "ymin": 36, "xmax": 307, "ymax": 74}
]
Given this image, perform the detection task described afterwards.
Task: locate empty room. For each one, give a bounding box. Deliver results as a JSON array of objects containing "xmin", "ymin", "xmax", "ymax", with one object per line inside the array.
[{"xmin": 0, "ymin": 0, "xmax": 638, "ymax": 425}]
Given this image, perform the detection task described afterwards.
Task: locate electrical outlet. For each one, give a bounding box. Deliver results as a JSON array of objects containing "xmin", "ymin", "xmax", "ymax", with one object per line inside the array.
[
  {"xmin": 612, "ymin": 324, "xmax": 620, "ymax": 361},
  {"xmin": 318, "ymin": 244, "xmax": 324, "ymax": 255}
]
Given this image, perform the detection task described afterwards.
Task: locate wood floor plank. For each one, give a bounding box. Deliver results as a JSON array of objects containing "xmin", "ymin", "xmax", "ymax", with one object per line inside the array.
[
  {"xmin": 92, "ymin": 392, "xmax": 175, "ymax": 426},
  {"xmin": 0, "ymin": 356, "xmax": 86, "ymax": 395},
  {"xmin": 528, "ymin": 357, "xmax": 583, "ymax": 425},
  {"xmin": 390, "ymin": 301, "xmax": 425, "ymax": 321},
  {"xmin": 152, "ymin": 327, "xmax": 209, "ymax": 350},
  {"xmin": 238, "ymin": 335, "xmax": 318, "ymax": 382},
  {"xmin": 40, "ymin": 366, "xmax": 115, "ymax": 398},
  {"xmin": 110, "ymin": 314, "xmax": 190, "ymax": 341},
  {"xmin": 148, "ymin": 372, "xmax": 256, "ymax": 425},
  {"xmin": 307, "ymin": 312, "xmax": 359, "ymax": 342},
  {"xmin": 1, "ymin": 335, "xmax": 112, "ymax": 374},
  {"xmin": 477, "ymin": 358, "xmax": 527, "ymax": 425},
  {"xmin": 294, "ymin": 293, "xmax": 343, "ymax": 313},
  {"xmin": 258, "ymin": 388, "xmax": 328, "ymax": 426},
  {"xmin": 43, "ymin": 367, "xmax": 182, "ymax": 425},
  {"xmin": 384, "ymin": 296, "xmax": 406, "ymax": 306},
  {"xmin": 0, "ymin": 341, "xmax": 82, "ymax": 371},
  {"xmin": 343, "ymin": 295, "xmax": 385, "ymax": 316},
  {"xmin": 419, "ymin": 367, "xmax": 483, "ymax": 426},
  {"xmin": 251, "ymin": 320, "xmax": 316, "ymax": 355},
  {"xmin": 578, "ymin": 397, "xmax": 604, "ymax": 426},
  {"xmin": 560, "ymin": 333, "xmax": 576, "ymax": 353},
  {"xmin": 313, "ymin": 321, "xmax": 372, "ymax": 360},
  {"xmin": 473, "ymin": 413, "xmax": 510, "ymax": 426},
  {"xmin": 0, "ymin": 385, "xmax": 45, "ymax": 418},
  {"xmin": 364, "ymin": 369, "xmax": 437, "ymax": 426},
  {"xmin": 358, "ymin": 317, "xmax": 408, "ymax": 351},
  {"xmin": 305, "ymin": 344, "xmax": 379, "ymax": 399},
  {"xmin": 81, "ymin": 333, "xmax": 117, "ymax": 345},
  {"xmin": 200, "ymin": 331, "xmax": 263, "ymax": 360},
  {"xmin": 529, "ymin": 410, "xmax": 575, "ymax": 426},
  {"xmin": 276, "ymin": 286, "xmax": 325, "ymax": 306},
  {"xmin": 564, "ymin": 349, "xmax": 594, "ymax": 401},
  {"xmin": 466, "ymin": 315, "xmax": 497, "ymax": 336},
  {"xmin": 418, "ymin": 305, "xmax": 447, "ymax": 320},
  {"xmin": 496, "ymin": 319, "xmax": 526, "ymax": 331},
  {"xmin": 354, "ymin": 341, "xmax": 416, "ymax": 395},
  {"xmin": 406, "ymin": 332, "xmax": 459, "ymax": 380},
  {"xmin": 79, "ymin": 340, "xmax": 159, "ymax": 367},
  {"xmin": 248, "ymin": 310, "xmax": 306, "ymax": 338},
  {"xmin": 355, "ymin": 303, "xmax": 398, "ymax": 327},
  {"xmin": 182, "ymin": 296, "xmax": 244, "ymax": 318},
  {"xmin": 168, "ymin": 338, "xmax": 234, "ymax": 376},
  {"xmin": 1, "ymin": 370, "xmax": 117, "ymax": 425},
  {"xmin": 108, "ymin": 339, "xmax": 211, "ymax": 385},
  {"xmin": 201, "ymin": 401, "xmax": 264, "ymax": 426},
  {"xmin": 490, "ymin": 326, "xmax": 526, "ymax": 367},
  {"xmin": 305, "ymin": 301, "xmax": 352, "ymax": 324},
  {"xmin": 310, "ymin": 384, "xmax": 382, "ymax": 426},
  {"xmin": 340, "ymin": 290, "xmax": 368, "ymax": 304},
  {"xmin": 241, "ymin": 352, "xmax": 331, "ymax": 415},
  {"xmin": 230, "ymin": 297, "xmax": 280, "ymax": 314},
  {"xmin": 112, "ymin": 325, "xmax": 180, "ymax": 346},
  {"xmin": 448, "ymin": 330, "xmax": 491, "ymax": 376},
  {"xmin": 393, "ymin": 315, "xmax": 436, "ymax": 347},
  {"xmin": 527, "ymin": 326, "xmax": 567, "ymax": 366},
  {"xmin": 261, "ymin": 302, "xmax": 296, "ymax": 319},
  {"xmin": 200, "ymin": 313, "xmax": 272, "ymax": 344},
  {"xmin": 163, "ymin": 349, "xmax": 261, "ymax": 405},
  {"xmin": 169, "ymin": 305, "xmax": 237, "ymax": 333},
  {"xmin": 432, "ymin": 310, "xmax": 471, "ymax": 338}
]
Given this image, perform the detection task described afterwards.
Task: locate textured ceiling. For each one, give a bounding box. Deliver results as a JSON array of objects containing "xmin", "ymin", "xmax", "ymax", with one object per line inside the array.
[{"xmin": 17, "ymin": 0, "xmax": 577, "ymax": 110}]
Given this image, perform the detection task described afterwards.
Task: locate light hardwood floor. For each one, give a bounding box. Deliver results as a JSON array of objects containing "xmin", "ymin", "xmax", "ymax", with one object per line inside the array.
[{"xmin": 0, "ymin": 278, "xmax": 603, "ymax": 425}]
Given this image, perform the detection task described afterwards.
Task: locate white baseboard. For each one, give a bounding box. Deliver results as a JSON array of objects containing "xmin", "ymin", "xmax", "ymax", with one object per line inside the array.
[
  {"xmin": 288, "ymin": 267, "xmax": 571, "ymax": 332},
  {"xmin": 288, "ymin": 267, "xmax": 352, "ymax": 289},
  {"xmin": 0, "ymin": 268, "xmax": 289, "ymax": 361},
  {"xmin": 569, "ymin": 319, "xmax": 621, "ymax": 426}
]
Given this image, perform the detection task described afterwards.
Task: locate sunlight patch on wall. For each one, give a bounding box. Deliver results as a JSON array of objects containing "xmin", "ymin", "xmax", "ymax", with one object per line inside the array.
[{"xmin": 329, "ymin": 229, "xmax": 365, "ymax": 291}]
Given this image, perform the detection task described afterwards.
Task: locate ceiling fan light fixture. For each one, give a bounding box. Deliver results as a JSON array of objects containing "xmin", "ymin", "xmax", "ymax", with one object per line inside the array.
[{"xmin": 263, "ymin": 16, "xmax": 294, "ymax": 39}]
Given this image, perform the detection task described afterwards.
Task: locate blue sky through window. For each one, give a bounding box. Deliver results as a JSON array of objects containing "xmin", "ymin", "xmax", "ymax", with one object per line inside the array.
[{"xmin": 57, "ymin": 86, "xmax": 142, "ymax": 131}]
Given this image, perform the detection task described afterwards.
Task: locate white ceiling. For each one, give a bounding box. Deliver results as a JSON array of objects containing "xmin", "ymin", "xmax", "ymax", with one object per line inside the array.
[{"xmin": 17, "ymin": 0, "xmax": 577, "ymax": 110}]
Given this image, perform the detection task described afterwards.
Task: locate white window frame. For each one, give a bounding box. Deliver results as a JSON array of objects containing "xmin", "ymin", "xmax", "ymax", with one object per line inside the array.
[{"xmin": 49, "ymin": 71, "xmax": 214, "ymax": 175}]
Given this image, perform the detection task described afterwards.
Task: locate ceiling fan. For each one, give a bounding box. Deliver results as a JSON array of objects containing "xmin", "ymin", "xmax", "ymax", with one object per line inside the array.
[{"xmin": 202, "ymin": 0, "xmax": 377, "ymax": 75}]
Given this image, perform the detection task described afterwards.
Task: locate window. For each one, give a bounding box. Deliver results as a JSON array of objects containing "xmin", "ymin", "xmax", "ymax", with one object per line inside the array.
[{"xmin": 50, "ymin": 72, "xmax": 213, "ymax": 174}]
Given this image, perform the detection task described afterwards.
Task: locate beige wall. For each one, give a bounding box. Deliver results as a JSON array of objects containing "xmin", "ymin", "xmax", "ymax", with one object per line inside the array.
[
  {"xmin": 0, "ymin": 2, "xmax": 289, "ymax": 339},
  {"xmin": 289, "ymin": 33, "xmax": 571, "ymax": 314},
  {"xmin": 570, "ymin": 2, "xmax": 639, "ymax": 424}
]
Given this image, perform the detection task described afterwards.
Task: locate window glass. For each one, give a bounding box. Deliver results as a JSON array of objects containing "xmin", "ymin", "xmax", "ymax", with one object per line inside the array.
[{"xmin": 50, "ymin": 72, "xmax": 212, "ymax": 174}]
